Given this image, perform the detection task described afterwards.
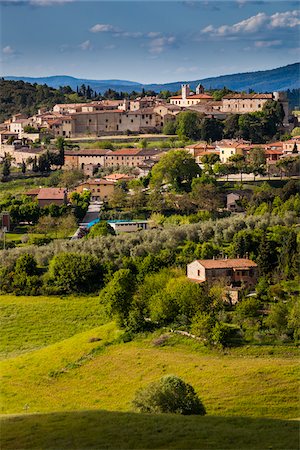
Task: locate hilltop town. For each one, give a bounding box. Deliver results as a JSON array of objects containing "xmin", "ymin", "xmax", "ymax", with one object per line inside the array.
[{"xmin": 1, "ymin": 76, "xmax": 299, "ymax": 450}]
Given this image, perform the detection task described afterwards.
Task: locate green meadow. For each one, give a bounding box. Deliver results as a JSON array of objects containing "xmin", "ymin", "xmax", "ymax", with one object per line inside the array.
[{"xmin": 0, "ymin": 294, "xmax": 299, "ymax": 449}]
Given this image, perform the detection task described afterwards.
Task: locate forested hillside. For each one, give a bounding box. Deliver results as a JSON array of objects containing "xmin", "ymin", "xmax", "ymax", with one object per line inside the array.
[{"xmin": 0, "ymin": 80, "xmax": 78, "ymax": 123}]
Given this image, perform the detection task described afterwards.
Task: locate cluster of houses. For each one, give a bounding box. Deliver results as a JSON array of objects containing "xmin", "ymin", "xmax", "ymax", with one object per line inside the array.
[
  {"xmin": 171, "ymin": 84, "xmax": 290, "ymax": 126},
  {"xmin": 0, "ymin": 83, "xmax": 298, "ymax": 179},
  {"xmin": 0, "ymin": 84, "xmax": 292, "ymax": 142}
]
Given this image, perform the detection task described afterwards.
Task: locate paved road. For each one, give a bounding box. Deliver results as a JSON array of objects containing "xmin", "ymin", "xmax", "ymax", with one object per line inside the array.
[{"xmin": 80, "ymin": 202, "xmax": 102, "ymax": 226}]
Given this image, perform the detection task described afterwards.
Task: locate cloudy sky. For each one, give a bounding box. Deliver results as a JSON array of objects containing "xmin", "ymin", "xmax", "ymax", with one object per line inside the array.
[{"xmin": 1, "ymin": 0, "xmax": 299, "ymax": 83}]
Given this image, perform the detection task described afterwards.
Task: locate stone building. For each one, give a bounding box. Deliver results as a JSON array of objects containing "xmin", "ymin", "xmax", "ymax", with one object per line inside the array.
[
  {"xmin": 170, "ymin": 84, "xmax": 213, "ymax": 107},
  {"xmin": 187, "ymin": 258, "xmax": 258, "ymax": 302}
]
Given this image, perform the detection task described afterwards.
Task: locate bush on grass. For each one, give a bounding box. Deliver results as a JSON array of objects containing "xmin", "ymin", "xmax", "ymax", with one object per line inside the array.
[{"xmin": 132, "ymin": 375, "xmax": 206, "ymax": 415}]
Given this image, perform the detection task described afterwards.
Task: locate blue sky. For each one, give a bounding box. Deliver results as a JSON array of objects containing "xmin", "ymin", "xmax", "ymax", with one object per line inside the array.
[{"xmin": 1, "ymin": 0, "xmax": 299, "ymax": 83}]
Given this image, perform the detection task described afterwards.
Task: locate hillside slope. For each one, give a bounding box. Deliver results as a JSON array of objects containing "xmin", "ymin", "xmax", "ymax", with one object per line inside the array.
[
  {"xmin": 1, "ymin": 295, "xmax": 299, "ymax": 450},
  {"xmin": 1, "ymin": 411, "xmax": 298, "ymax": 450},
  {"xmin": 4, "ymin": 63, "xmax": 299, "ymax": 93},
  {"xmin": 1, "ymin": 324, "xmax": 298, "ymax": 418}
]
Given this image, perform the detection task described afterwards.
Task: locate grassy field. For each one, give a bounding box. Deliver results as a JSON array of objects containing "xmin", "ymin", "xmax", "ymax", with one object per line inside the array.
[
  {"xmin": 0, "ymin": 295, "xmax": 103, "ymax": 359},
  {"xmin": 0, "ymin": 294, "xmax": 299, "ymax": 449},
  {"xmin": 0, "ymin": 177, "xmax": 46, "ymax": 199},
  {"xmin": 1, "ymin": 411, "xmax": 298, "ymax": 450}
]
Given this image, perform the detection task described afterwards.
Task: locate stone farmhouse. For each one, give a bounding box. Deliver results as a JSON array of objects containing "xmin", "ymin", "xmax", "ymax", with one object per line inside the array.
[{"xmin": 187, "ymin": 258, "xmax": 258, "ymax": 302}]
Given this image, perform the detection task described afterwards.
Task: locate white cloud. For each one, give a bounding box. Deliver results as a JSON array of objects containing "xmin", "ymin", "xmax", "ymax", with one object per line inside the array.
[
  {"xmin": 147, "ymin": 32, "xmax": 161, "ymax": 38},
  {"xmin": 2, "ymin": 45, "xmax": 15, "ymax": 54},
  {"xmin": 148, "ymin": 36, "xmax": 176, "ymax": 54},
  {"xmin": 269, "ymin": 10, "xmax": 300, "ymax": 29},
  {"xmin": 115, "ymin": 31, "xmax": 143, "ymax": 38},
  {"xmin": 202, "ymin": 10, "xmax": 300, "ymax": 37},
  {"xmin": 255, "ymin": 40, "xmax": 282, "ymax": 48},
  {"xmin": 79, "ymin": 40, "xmax": 92, "ymax": 51},
  {"xmin": 90, "ymin": 24, "xmax": 119, "ymax": 33},
  {"xmin": 29, "ymin": 0, "xmax": 73, "ymax": 5}
]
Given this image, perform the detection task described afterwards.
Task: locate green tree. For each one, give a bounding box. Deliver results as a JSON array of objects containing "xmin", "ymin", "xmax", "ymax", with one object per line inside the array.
[
  {"xmin": 279, "ymin": 230, "xmax": 298, "ymax": 280},
  {"xmin": 55, "ymin": 137, "xmax": 65, "ymax": 167},
  {"xmin": 21, "ymin": 160, "xmax": 26, "ymax": 174},
  {"xmin": 11, "ymin": 253, "xmax": 41, "ymax": 295},
  {"xmin": 200, "ymin": 117, "xmax": 223, "ymax": 142},
  {"xmin": 2, "ymin": 155, "xmax": 11, "ymax": 178},
  {"xmin": 176, "ymin": 111, "xmax": 201, "ymax": 140},
  {"xmin": 132, "ymin": 375, "xmax": 206, "ymax": 415},
  {"xmin": 223, "ymin": 114, "xmax": 240, "ymax": 139},
  {"xmin": 247, "ymin": 147, "xmax": 266, "ymax": 179},
  {"xmin": 256, "ymin": 232, "xmax": 276, "ymax": 277},
  {"xmin": 88, "ymin": 221, "xmax": 115, "ymax": 238},
  {"xmin": 38, "ymin": 152, "xmax": 51, "ymax": 172},
  {"xmin": 100, "ymin": 268, "xmax": 136, "ymax": 326},
  {"xmin": 163, "ymin": 120, "xmax": 176, "ymax": 135},
  {"xmin": 48, "ymin": 252, "xmax": 101, "ymax": 293},
  {"xmin": 190, "ymin": 180, "xmax": 222, "ymax": 212},
  {"xmin": 228, "ymin": 154, "xmax": 246, "ymax": 182},
  {"xmin": 32, "ymin": 156, "xmax": 39, "ymax": 172},
  {"xmin": 201, "ymin": 153, "xmax": 220, "ymax": 175},
  {"xmin": 151, "ymin": 150, "xmax": 201, "ymax": 192}
]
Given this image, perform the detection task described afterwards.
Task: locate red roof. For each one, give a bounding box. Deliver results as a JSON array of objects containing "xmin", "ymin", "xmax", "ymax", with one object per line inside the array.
[
  {"xmin": 223, "ymin": 93, "xmax": 273, "ymax": 100},
  {"xmin": 265, "ymin": 150, "xmax": 283, "ymax": 155},
  {"xmin": 82, "ymin": 179, "xmax": 115, "ymax": 186},
  {"xmin": 65, "ymin": 149, "xmax": 111, "ymax": 156},
  {"xmin": 108, "ymin": 148, "xmax": 141, "ymax": 156},
  {"xmin": 170, "ymin": 94, "xmax": 213, "ymax": 100},
  {"xmin": 195, "ymin": 259, "xmax": 257, "ymax": 269},
  {"xmin": 37, "ymin": 188, "xmax": 66, "ymax": 200}
]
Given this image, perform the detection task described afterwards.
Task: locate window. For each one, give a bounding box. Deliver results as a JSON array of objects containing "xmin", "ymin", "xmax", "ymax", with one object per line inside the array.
[{"xmin": 197, "ymin": 270, "xmax": 201, "ymax": 277}]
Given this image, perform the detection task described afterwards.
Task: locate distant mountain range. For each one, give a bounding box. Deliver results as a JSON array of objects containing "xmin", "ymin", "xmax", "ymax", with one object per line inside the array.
[{"xmin": 4, "ymin": 63, "xmax": 299, "ymax": 93}]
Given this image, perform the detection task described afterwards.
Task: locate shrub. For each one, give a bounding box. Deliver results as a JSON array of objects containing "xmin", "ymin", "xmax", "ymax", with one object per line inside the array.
[
  {"xmin": 132, "ymin": 375, "xmax": 206, "ymax": 415},
  {"xmin": 48, "ymin": 252, "xmax": 102, "ymax": 293}
]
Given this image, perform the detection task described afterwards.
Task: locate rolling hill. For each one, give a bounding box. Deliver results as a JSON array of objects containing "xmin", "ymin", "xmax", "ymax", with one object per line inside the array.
[
  {"xmin": 0, "ymin": 294, "xmax": 299, "ymax": 449},
  {"xmin": 4, "ymin": 62, "xmax": 299, "ymax": 93}
]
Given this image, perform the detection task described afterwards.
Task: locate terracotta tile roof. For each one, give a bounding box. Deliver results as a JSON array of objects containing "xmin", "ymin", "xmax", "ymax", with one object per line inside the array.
[
  {"xmin": 216, "ymin": 140, "xmax": 250, "ymax": 148},
  {"xmin": 109, "ymin": 148, "xmax": 141, "ymax": 156},
  {"xmin": 195, "ymin": 150, "xmax": 219, "ymax": 157},
  {"xmin": 71, "ymin": 110, "xmax": 121, "ymax": 116},
  {"xmin": 223, "ymin": 93, "xmax": 273, "ymax": 100},
  {"xmin": 104, "ymin": 173, "xmax": 132, "ymax": 181},
  {"xmin": 26, "ymin": 188, "xmax": 40, "ymax": 196},
  {"xmin": 37, "ymin": 188, "xmax": 66, "ymax": 200},
  {"xmin": 65, "ymin": 149, "xmax": 111, "ymax": 156},
  {"xmin": 170, "ymin": 94, "xmax": 213, "ymax": 100},
  {"xmin": 83, "ymin": 179, "xmax": 115, "ymax": 186},
  {"xmin": 265, "ymin": 150, "xmax": 283, "ymax": 155},
  {"xmin": 196, "ymin": 258, "xmax": 257, "ymax": 269}
]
